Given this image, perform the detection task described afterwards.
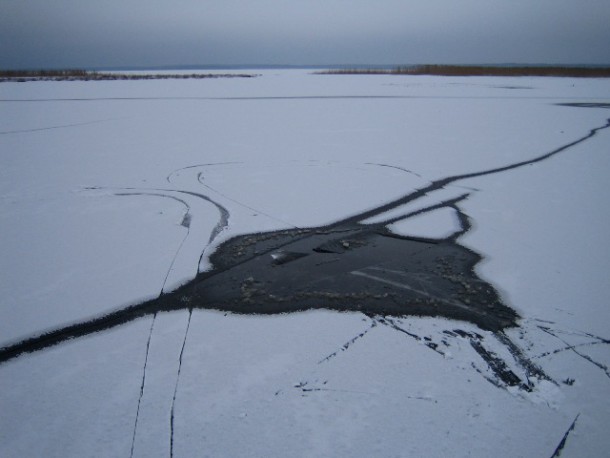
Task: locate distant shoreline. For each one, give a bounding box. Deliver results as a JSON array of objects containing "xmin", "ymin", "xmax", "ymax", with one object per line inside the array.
[
  {"xmin": 3, "ymin": 65, "xmax": 610, "ymax": 81},
  {"xmin": 318, "ymin": 65, "xmax": 610, "ymax": 78},
  {"xmin": 0, "ymin": 70, "xmax": 258, "ymax": 82}
]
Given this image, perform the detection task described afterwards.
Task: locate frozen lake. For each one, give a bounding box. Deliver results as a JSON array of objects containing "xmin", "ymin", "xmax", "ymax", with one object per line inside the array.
[{"xmin": 1, "ymin": 70, "xmax": 609, "ymax": 457}]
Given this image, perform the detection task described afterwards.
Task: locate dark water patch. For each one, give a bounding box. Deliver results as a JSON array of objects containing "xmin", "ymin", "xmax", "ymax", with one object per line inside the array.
[{"xmin": 183, "ymin": 225, "xmax": 516, "ymax": 331}]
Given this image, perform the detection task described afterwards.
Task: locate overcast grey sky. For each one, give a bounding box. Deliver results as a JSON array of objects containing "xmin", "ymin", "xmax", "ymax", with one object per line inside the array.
[{"xmin": 2, "ymin": 0, "xmax": 610, "ymax": 69}]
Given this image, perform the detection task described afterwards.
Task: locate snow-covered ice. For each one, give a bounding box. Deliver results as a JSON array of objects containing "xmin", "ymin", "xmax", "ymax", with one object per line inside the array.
[{"xmin": 1, "ymin": 70, "xmax": 609, "ymax": 457}]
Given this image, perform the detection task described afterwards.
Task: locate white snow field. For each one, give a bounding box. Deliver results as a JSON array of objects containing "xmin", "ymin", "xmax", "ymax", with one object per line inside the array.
[{"xmin": 1, "ymin": 70, "xmax": 609, "ymax": 457}]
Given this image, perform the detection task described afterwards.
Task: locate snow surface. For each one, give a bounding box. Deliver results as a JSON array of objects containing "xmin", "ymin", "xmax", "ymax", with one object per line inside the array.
[{"xmin": 1, "ymin": 70, "xmax": 610, "ymax": 457}]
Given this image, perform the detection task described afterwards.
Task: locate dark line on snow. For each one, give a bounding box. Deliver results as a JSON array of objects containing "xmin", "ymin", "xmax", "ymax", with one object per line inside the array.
[
  {"xmin": 333, "ymin": 117, "xmax": 610, "ymax": 228},
  {"xmin": 550, "ymin": 414, "xmax": 580, "ymax": 458},
  {"xmin": 376, "ymin": 317, "xmax": 446, "ymax": 356},
  {"xmin": 197, "ymin": 171, "xmax": 299, "ymax": 230},
  {"xmin": 365, "ymin": 162, "xmax": 422, "ymax": 178},
  {"xmin": 0, "ymin": 118, "xmax": 116, "ymax": 135},
  {"xmin": 114, "ymin": 186, "xmax": 230, "ymax": 273},
  {"xmin": 469, "ymin": 337, "xmax": 526, "ymax": 390},
  {"xmin": 166, "ymin": 162, "xmax": 244, "ymax": 184},
  {"xmin": 539, "ymin": 327, "xmax": 610, "ymax": 379},
  {"xmin": 495, "ymin": 331, "xmax": 556, "ymax": 386},
  {"xmin": 377, "ymin": 192, "xmax": 470, "ymax": 228},
  {"xmin": 114, "ymin": 191, "xmax": 192, "ymax": 294},
  {"xmin": 170, "ymin": 310, "xmax": 192, "ymax": 458},
  {"xmin": 534, "ymin": 340, "xmax": 608, "ymax": 359},
  {"xmin": 130, "ymin": 313, "xmax": 157, "ymax": 458},
  {"xmin": 318, "ymin": 319, "xmax": 377, "ymax": 363}
]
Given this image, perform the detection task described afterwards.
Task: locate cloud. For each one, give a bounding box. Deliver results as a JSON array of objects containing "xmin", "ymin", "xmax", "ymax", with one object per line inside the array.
[{"xmin": 1, "ymin": 0, "xmax": 609, "ymax": 68}]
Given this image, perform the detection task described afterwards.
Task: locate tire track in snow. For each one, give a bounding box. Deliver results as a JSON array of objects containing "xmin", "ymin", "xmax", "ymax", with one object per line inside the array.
[
  {"xmin": 113, "ymin": 191, "xmax": 193, "ymax": 294},
  {"xmin": 168, "ymin": 162, "xmax": 301, "ymax": 229},
  {"xmin": 106, "ymin": 185, "xmax": 230, "ymax": 287}
]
